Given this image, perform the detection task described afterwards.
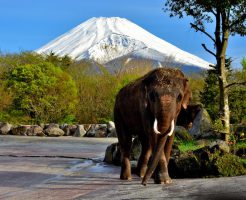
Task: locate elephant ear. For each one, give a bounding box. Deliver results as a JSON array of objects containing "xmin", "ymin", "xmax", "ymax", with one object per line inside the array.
[{"xmin": 182, "ymin": 79, "xmax": 192, "ymax": 109}]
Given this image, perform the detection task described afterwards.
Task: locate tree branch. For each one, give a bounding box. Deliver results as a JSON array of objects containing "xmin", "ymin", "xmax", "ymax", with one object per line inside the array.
[
  {"xmin": 190, "ymin": 23, "xmax": 216, "ymax": 43},
  {"xmin": 230, "ymin": 13, "xmax": 246, "ymax": 28},
  {"xmin": 201, "ymin": 44, "xmax": 216, "ymax": 57},
  {"xmin": 225, "ymin": 81, "xmax": 246, "ymax": 88}
]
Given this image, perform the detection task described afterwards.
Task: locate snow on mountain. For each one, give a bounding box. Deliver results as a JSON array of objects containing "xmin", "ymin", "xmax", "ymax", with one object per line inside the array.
[{"xmin": 36, "ymin": 17, "xmax": 211, "ymax": 69}]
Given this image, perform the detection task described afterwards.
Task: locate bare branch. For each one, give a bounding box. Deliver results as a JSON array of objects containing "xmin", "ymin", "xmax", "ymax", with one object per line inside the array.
[
  {"xmin": 190, "ymin": 23, "xmax": 216, "ymax": 43},
  {"xmin": 201, "ymin": 43, "xmax": 216, "ymax": 58},
  {"xmin": 225, "ymin": 81, "xmax": 246, "ymax": 88}
]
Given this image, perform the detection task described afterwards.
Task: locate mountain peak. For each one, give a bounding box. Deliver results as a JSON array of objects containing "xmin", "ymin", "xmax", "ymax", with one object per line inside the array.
[{"xmin": 36, "ymin": 17, "xmax": 211, "ymax": 69}]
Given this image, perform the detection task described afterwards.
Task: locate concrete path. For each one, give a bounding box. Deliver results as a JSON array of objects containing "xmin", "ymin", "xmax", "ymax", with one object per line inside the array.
[{"xmin": 0, "ymin": 135, "xmax": 245, "ymax": 200}]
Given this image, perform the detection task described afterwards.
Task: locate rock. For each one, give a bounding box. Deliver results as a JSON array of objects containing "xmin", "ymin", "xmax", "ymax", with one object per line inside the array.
[
  {"xmin": 104, "ymin": 137, "xmax": 142, "ymax": 165},
  {"xmin": 26, "ymin": 125, "xmax": 44, "ymax": 136},
  {"xmin": 63, "ymin": 124, "xmax": 77, "ymax": 136},
  {"xmin": 45, "ymin": 127, "xmax": 64, "ymax": 137},
  {"xmin": 208, "ymin": 139, "xmax": 230, "ymax": 153},
  {"xmin": 11, "ymin": 125, "xmax": 31, "ymax": 136},
  {"xmin": 73, "ymin": 125, "xmax": 86, "ymax": 137},
  {"xmin": 169, "ymin": 152, "xmax": 201, "ymax": 178},
  {"xmin": 0, "ymin": 122, "xmax": 12, "ymax": 135},
  {"xmin": 175, "ymin": 126, "xmax": 193, "ymax": 141},
  {"xmin": 107, "ymin": 121, "xmax": 117, "ymax": 137},
  {"xmin": 44, "ymin": 123, "xmax": 59, "ymax": 130},
  {"xmin": 104, "ymin": 142, "xmax": 121, "ymax": 165},
  {"xmin": 131, "ymin": 137, "xmax": 142, "ymax": 160},
  {"xmin": 85, "ymin": 124, "xmax": 107, "ymax": 137},
  {"xmin": 189, "ymin": 108, "xmax": 213, "ymax": 139}
]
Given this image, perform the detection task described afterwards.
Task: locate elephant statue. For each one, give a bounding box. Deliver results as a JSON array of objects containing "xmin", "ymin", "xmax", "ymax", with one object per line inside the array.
[{"xmin": 114, "ymin": 68, "xmax": 191, "ymax": 186}]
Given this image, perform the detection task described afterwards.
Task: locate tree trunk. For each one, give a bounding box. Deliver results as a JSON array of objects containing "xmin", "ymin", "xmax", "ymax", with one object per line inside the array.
[
  {"xmin": 217, "ymin": 56, "xmax": 230, "ymax": 141},
  {"xmin": 215, "ymin": 10, "xmax": 230, "ymax": 141}
]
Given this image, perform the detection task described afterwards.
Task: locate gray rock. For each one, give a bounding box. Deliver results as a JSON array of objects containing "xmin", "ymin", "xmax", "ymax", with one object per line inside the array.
[
  {"xmin": 73, "ymin": 125, "xmax": 86, "ymax": 137},
  {"xmin": 175, "ymin": 126, "xmax": 193, "ymax": 141},
  {"xmin": 107, "ymin": 121, "xmax": 117, "ymax": 137},
  {"xmin": 85, "ymin": 124, "xmax": 107, "ymax": 137},
  {"xmin": 26, "ymin": 125, "xmax": 44, "ymax": 136},
  {"xmin": 189, "ymin": 108, "xmax": 213, "ymax": 138},
  {"xmin": 131, "ymin": 137, "xmax": 142, "ymax": 160},
  {"xmin": 12, "ymin": 125, "xmax": 31, "ymax": 136},
  {"xmin": 104, "ymin": 142, "xmax": 121, "ymax": 165},
  {"xmin": 208, "ymin": 139, "xmax": 230, "ymax": 153},
  {"xmin": 45, "ymin": 127, "xmax": 64, "ymax": 137},
  {"xmin": 44, "ymin": 123, "xmax": 59, "ymax": 130},
  {"xmin": 104, "ymin": 137, "xmax": 142, "ymax": 166},
  {"xmin": 63, "ymin": 124, "xmax": 77, "ymax": 136},
  {"xmin": 0, "ymin": 122, "xmax": 12, "ymax": 135}
]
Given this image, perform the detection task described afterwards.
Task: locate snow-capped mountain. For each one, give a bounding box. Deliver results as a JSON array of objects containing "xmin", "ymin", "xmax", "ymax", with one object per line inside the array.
[{"xmin": 36, "ymin": 17, "xmax": 211, "ymax": 70}]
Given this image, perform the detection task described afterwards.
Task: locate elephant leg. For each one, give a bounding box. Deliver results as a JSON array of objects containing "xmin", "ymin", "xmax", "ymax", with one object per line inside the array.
[
  {"xmin": 164, "ymin": 133, "xmax": 175, "ymax": 164},
  {"xmin": 154, "ymin": 136, "xmax": 172, "ymax": 184},
  {"xmin": 118, "ymin": 133, "xmax": 132, "ymax": 180},
  {"xmin": 136, "ymin": 138, "xmax": 152, "ymax": 178}
]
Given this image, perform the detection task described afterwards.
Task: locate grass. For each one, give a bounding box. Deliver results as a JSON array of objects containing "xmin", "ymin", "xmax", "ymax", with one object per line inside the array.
[
  {"xmin": 235, "ymin": 141, "xmax": 246, "ymax": 149},
  {"xmin": 178, "ymin": 141, "xmax": 203, "ymax": 153},
  {"xmin": 241, "ymin": 158, "xmax": 246, "ymax": 166}
]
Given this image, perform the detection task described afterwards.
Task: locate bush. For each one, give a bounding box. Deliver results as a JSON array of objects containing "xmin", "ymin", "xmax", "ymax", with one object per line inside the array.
[
  {"xmin": 215, "ymin": 153, "xmax": 246, "ymax": 176},
  {"xmin": 4, "ymin": 59, "xmax": 78, "ymax": 124}
]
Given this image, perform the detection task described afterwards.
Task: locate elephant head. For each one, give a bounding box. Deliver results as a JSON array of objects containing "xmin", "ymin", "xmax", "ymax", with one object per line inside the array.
[{"xmin": 141, "ymin": 68, "xmax": 191, "ymax": 185}]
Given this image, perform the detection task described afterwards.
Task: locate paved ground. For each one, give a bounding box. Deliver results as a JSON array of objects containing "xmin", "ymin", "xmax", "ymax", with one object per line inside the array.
[{"xmin": 0, "ymin": 135, "xmax": 245, "ymax": 200}]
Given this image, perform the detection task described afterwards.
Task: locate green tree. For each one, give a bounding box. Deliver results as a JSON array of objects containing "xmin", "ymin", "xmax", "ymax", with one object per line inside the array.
[
  {"xmin": 5, "ymin": 62, "xmax": 78, "ymax": 124},
  {"xmin": 201, "ymin": 58, "xmax": 246, "ymax": 124},
  {"xmin": 164, "ymin": 0, "xmax": 246, "ymax": 139}
]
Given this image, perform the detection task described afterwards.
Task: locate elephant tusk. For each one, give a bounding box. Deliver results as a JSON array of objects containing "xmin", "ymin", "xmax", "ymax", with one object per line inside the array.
[
  {"xmin": 167, "ymin": 119, "xmax": 175, "ymax": 136},
  {"xmin": 153, "ymin": 118, "xmax": 161, "ymax": 134}
]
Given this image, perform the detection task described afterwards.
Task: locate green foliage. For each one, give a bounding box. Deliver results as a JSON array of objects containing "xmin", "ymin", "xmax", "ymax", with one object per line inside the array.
[
  {"xmin": 67, "ymin": 61, "xmax": 150, "ymax": 123},
  {"xmin": 215, "ymin": 153, "xmax": 246, "ymax": 176},
  {"xmin": 200, "ymin": 69, "xmax": 220, "ymax": 121},
  {"xmin": 188, "ymin": 75, "xmax": 204, "ymax": 104},
  {"xmin": 1, "ymin": 52, "xmax": 78, "ymax": 124},
  {"xmin": 241, "ymin": 57, "xmax": 246, "ymax": 70},
  {"xmin": 200, "ymin": 59, "xmax": 246, "ymax": 124},
  {"xmin": 164, "ymin": 0, "xmax": 246, "ymax": 36},
  {"xmin": 178, "ymin": 141, "xmax": 202, "ymax": 153}
]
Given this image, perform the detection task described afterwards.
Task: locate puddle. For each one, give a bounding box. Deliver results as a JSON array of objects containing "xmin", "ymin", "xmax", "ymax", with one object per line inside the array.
[{"xmin": 68, "ymin": 159, "xmax": 120, "ymax": 174}]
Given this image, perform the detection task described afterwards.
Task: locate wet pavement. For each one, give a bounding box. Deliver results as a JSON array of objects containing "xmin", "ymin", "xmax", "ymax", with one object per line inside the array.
[{"xmin": 0, "ymin": 135, "xmax": 245, "ymax": 200}]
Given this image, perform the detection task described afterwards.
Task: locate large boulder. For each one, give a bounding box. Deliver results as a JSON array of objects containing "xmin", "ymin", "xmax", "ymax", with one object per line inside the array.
[
  {"xmin": 63, "ymin": 124, "xmax": 77, "ymax": 136},
  {"xmin": 26, "ymin": 125, "xmax": 44, "ymax": 136},
  {"xmin": 175, "ymin": 126, "xmax": 193, "ymax": 142},
  {"xmin": 189, "ymin": 108, "xmax": 213, "ymax": 139},
  {"xmin": 11, "ymin": 125, "xmax": 31, "ymax": 136},
  {"xmin": 73, "ymin": 125, "xmax": 86, "ymax": 137},
  {"xmin": 107, "ymin": 121, "xmax": 117, "ymax": 137},
  {"xmin": 44, "ymin": 125, "xmax": 64, "ymax": 137},
  {"xmin": 85, "ymin": 124, "xmax": 107, "ymax": 137},
  {"xmin": 104, "ymin": 137, "xmax": 142, "ymax": 165},
  {"xmin": 0, "ymin": 122, "xmax": 12, "ymax": 135},
  {"xmin": 208, "ymin": 139, "xmax": 230, "ymax": 153},
  {"xmin": 104, "ymin": 142, "xmax": 121, "ymax": 165}
]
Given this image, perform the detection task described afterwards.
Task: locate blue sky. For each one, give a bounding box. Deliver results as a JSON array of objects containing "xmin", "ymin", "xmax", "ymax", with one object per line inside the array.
[{"xmin": 0, "ymin": 0, "xmax": 245, "ymax": 67}]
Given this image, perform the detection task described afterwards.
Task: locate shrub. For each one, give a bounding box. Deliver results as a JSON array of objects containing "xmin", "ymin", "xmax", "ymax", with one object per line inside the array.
[
  {"xmin": 4, "ymin": 62, "xmax": 78, "ymax": 124},
  {"xmin": 215, "ymin": 153, "xmax": 246, "ymax": 176}
]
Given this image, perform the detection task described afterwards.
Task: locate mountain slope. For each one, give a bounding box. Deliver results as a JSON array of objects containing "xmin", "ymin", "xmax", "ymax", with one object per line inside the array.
[{"xmin": 36, "ymin": 17, "xmax": 211, "ymax": 69}]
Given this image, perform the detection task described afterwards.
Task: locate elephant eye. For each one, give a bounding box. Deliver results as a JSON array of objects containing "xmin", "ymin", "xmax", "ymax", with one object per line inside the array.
[
  {"xmin": 177, "ymin": 93, "xmax": 182, "ymax": 102},
  {"xmin": 149, "ymin": 91, "xmax": 156, "ymax": 102}
]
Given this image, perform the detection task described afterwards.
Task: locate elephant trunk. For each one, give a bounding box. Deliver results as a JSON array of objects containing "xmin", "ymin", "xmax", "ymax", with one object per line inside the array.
[{"xmin": 142, "ymin": 119, "xmax": 175, "ymax": 186}]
